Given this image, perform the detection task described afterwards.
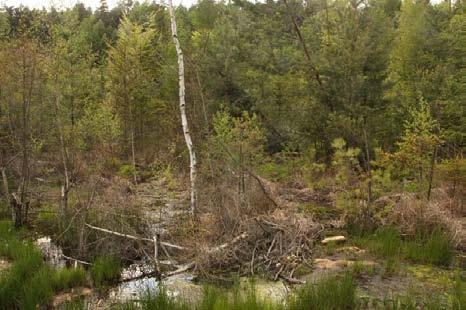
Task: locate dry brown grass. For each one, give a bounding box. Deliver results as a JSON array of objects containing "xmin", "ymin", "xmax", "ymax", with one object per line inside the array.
[{"xmin": 377, "ymin": 190, "xmax": 464, "ymax": 249}]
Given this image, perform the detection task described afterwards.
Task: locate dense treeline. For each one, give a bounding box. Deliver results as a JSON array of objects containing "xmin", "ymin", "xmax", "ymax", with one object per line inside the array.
[
  {"xmin": 0, "ymin": 1, "xmax": 465, "ymax": 308},
  {"xmin": 0, "ymin": 0, "xmax": 464, "ymax": 226}
]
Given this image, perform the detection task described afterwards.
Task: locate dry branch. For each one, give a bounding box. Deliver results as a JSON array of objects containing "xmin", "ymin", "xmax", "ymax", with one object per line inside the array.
[{"xmin": 84, "ymin": 223, "xmax": 186, "ymax": 250}]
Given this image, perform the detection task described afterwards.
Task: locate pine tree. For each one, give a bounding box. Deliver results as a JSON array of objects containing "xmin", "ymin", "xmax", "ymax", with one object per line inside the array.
[{"xmin": 107, "ymin": 16, "xmax": 156, "ymax": 183}]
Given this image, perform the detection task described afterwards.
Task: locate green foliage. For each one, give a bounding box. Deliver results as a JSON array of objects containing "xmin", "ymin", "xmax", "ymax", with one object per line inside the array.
[
  {"xmin": 51, "ymin": 267, "xmax": 86, "ymax": 291},
  {"xmin": 0, "ymin": 221, "xmax": 86, "ymax": 309},
  {"xmin": 288, "ymin": 273, "xmax": 356, "ymax": 310},
  {"xmin": 452, "ymin": 272, "xmax": 465, "ymax": 310},
  {"xmin": 76, "ymin": 102, "xmax": 121, "ymax": 153},
  {"xmin": 119, "ymin": 287, "xmax": 190, "ymax": 310},
  {"xmin": 404, "ymin": 229, "xmax": 454, "ymax": 267},
  {"xmin": 331, "ymin": 138, "xmax": 362, "ymax": 188},
  {"xmin": 210, "ymin": 111, "xmax": 266, "ymax": 168},
  {"xmin": 437, "ymin": 157, "xmax": 466, "ymax": 193},
  {"xmin": 353, "ymin": 227, "xmax": 454, "ymax": 267},
  {"xmin": 61, "ymin": 298, "xmax": 86, "ymax": 310},
  {"xmin": 118, "ymin": 164, "xmax": 137, "ymax": 179},
  {"xmin": 91, "ymin": 256, "xmax": 121, "ymax": 287}
]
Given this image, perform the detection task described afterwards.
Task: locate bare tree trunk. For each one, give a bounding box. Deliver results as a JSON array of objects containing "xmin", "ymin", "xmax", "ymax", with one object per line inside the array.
[
  {"xmin": 131, "ymin": 126, "xmax": 138, "ymax": 184},
  {"xmin": 363, "ymin": 128, "xmax": 372, "ymax": 205},
  {"xmin": 427, "ymin": 147, "xmax": 437, "ymax": 201},
  {"xmin": 282, "ymin": 0, "xmax": 322, "ymax": 87},
  {"xmin": 1, "ymin": 167, "xmax": 14, "ymax": 223},
  {"xmin": 16, "ymin": 46, "xmax": 35, "ymax": 227},
  {"xmin": 168, "ymin": 0, "xmax": 197, "ymax": 216},
  {"xmin": 53, "ymin": 94, "xmax": 71, "ymax": 228}
]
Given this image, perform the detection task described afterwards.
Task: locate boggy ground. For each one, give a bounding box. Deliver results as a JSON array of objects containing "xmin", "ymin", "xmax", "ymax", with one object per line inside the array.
[{"xmin": 0, "ymin": 174, "xmax": 464, "ymax": 309}]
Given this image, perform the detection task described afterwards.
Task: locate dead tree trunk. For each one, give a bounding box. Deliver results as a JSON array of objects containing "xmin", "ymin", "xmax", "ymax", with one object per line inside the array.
[
  {"xmin": 1, "ymin": 167, "xmax": 14, "ymax": 223},
  {"xmin": 427, "ymin": 147, "xmax": 437, "ymax": 201},
  {"xmin": 53, "ymin": 94, "xmax": 71, "ymax": 228},
  {"xmin": 168, "ymin": 0, "xmax": 197, "ymax": 216}
]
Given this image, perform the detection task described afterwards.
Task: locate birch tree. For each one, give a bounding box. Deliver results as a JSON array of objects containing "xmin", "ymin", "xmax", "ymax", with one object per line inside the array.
[{"xmin": 168, "ymin": 0, "xmax": 197, "ymax": 216}]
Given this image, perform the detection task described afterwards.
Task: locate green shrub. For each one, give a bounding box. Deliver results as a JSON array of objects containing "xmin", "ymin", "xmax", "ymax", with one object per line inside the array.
[
  {"xmin": 91, "ymin": 256, "xmax": 121, "ymax": 287},
  {"xmin": 288, "ymin": 273, "xmax": 356, "ymax": 310},
  {"xmin": 52, "ymin": 267, "xmax": 86, "ymax": 291},
  {"xmin": 118, "ymin": 164, "xmax": 136, "ymax": 179}
]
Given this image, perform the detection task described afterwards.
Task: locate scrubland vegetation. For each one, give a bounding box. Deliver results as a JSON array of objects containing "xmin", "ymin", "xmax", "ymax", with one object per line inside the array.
[{"xmin": 0, "ymin": 0, "xmax": 465, "ymax": 308}]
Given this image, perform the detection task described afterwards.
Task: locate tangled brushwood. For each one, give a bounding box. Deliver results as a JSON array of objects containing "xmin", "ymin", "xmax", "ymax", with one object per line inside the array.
[{"xmin": 195, "ymin": 208, "xmax": 322, "ymax": 282}]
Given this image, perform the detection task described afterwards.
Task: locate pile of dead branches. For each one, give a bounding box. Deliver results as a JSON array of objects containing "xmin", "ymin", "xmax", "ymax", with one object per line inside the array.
[{"xmin": 196, "ymin": 208, "xmax": 323, "ymax": 282}]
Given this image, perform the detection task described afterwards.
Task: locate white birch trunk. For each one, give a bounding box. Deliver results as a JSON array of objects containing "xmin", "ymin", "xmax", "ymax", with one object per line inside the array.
[{"xmin": 168, "ymin": 0, "xmax": 197, "ymax": 216}]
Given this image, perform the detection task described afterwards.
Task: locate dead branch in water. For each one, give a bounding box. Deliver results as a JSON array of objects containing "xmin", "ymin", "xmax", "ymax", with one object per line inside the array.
[{"xmin": 85, "ymin": 223, "xmax": 186, "ymax": 250}]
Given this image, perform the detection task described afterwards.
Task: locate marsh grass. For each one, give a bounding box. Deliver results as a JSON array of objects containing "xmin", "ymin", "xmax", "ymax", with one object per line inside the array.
[
  {"xmin": 91, "ymin": 256, "xmax": 121, "ymax": 287},
  {"xmin": 0, "ymin": 220, "xmax": 87, "ymax": 309},
  {"xmin": 52, "ymin": 267, "xmax": 87, "ymax": 291},
  {"xmin": 288, "ymin": 273, "xmax": 356, "ymax": 310},
  {"xmin": 118, "ymin": 274, "xmax": 356, "ymax": 310},
  {"xmin": 353, "ymin": 227, "xmax": 454, "ymax": 267}
]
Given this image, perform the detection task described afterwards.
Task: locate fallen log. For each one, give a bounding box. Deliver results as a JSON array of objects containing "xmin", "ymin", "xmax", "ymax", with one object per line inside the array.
[
  {"xmin": 207, "ymin": 232, "xmax": 249, "ymax": 254},
  {"xmin": 61, "ymin": 254, "xmax": 91, "ymax": 266},
  {"xmin": 85, "ymin": 223, "xmax": 186, "ymax": 250},
  {"xmin": 118, "ymin": 262, "xmax": 196, "ymax": 283}
]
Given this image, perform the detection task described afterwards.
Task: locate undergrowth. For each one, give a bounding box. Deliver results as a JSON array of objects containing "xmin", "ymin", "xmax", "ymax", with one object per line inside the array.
[
  {"xmin": 0, "ymin": 220, "xmax": 87, "ymax": 309},
  {"xmin": 117, "ymin": 274, "xmax": 357, "ymax": 310},
  {"xmin": 91, "ymin": 255, "xmax": 121, "ymax": 287},
  {"xmin": 352, "ymin": 227, "xmax": 454, "ymax": 267}
]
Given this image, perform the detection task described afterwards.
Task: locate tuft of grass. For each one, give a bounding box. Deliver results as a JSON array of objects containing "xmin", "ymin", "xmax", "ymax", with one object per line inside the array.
[
  {"xmin": 119, "ymin": 283, "xmax": 282, "ymax": 310},
  {"xmin": 21, "ymin": 266, "xmax": 55, "ymax": 310},
  {"xmin": 62, "ymin": 298, "xmax": 86, "ymax": 310},
  {"xmin": 0, "ymin": 220, "xmax": 87, "ymax": 309},
  {"xmin": 288, "ymin": 273, "xmax": 356, "ymax": 310},
  {"xmin": 404, "ymin": 229, "xmax": 453, "ymax": 266},
  {"xmin": 91, "ymin": 256, "xmax": 121, "ymax": 287},
  {"xmin": 118, "ymin": 287, "xmax": 189, "ymax": 310},
  {"xmin": 52, "ymin": 267, "xmax": 87, "ymax": 291},
  {"xmin": 353, "ymin": 227, "xmax": 454, "ymax": 267},
  {"xmin": 452, "ymin": 272, "xmax": 465, "ymax": 310}
]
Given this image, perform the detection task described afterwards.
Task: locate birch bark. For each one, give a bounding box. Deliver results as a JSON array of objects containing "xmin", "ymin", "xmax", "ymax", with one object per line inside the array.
[{"xmin": 168, "ymin": 0, "xmax": 197, "ymax": 216}]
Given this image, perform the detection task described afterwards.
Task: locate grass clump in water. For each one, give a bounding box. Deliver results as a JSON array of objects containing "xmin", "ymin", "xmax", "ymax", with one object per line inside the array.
[
  {"xmin": 52, "ymin": 267, "xmax": 87, "ymax": 291},
  {"xmin": 288, "ymin": 273, "xmax": 356, "ymax": 310},
  {"xmin": 91, "ymin": 256, "xmax": 121, "ymax": 287},
  {"xmin": 404, "ymin": 229, "xmax": 453, "ymax": 266},
  {"xmin": 353, "ymin": 227, "xmax": 454, "ymax": 267},
  {"xmin": 0, "ymin": 220, "xmax": 88, "ymax": 309}
]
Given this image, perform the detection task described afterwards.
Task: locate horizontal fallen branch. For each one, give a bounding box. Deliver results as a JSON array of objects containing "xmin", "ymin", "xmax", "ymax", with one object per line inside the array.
[
  {"xmin": 61, "ymin": 254, "xmax": 91, "ymax": 266},
  {"xmin": 119, "ymin": 262, "xmax": 195, "ymax": 283},
  {"xmin": 280, "ymin": 275, "xmax": 305, "ymax": 284},
  {"xmin": 207, "ymin": 232, "xmax": 249, "ymax": 254},
  {"xmin": 85, "ymin": 223, "xmax": 186, "ymax": 250}
]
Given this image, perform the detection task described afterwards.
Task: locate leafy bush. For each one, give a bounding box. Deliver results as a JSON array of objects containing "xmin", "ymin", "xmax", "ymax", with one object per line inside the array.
[
  {"xmin": 91, "ymin": 256, "xmax": 121, "ymax": 287},
  {"xmin": 117, "ymin": 164, "xmax": 136, "ymax": 179}
]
